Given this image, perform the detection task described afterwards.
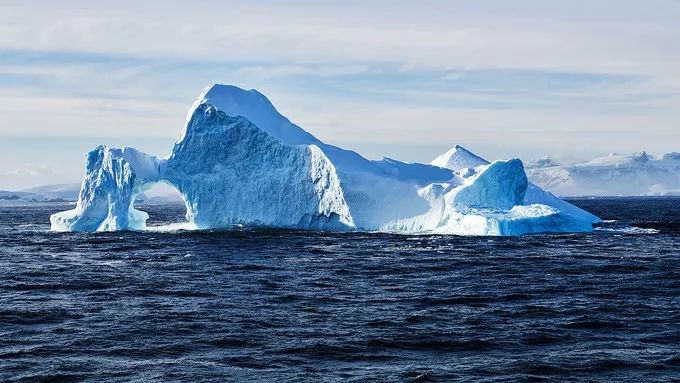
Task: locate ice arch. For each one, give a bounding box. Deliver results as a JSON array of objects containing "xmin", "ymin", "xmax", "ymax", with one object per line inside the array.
[
  {"xmin": 133, "ymin": 181, "xmax": 189, "ymax": 227},
  {"xmin": 50, "ymin": 146, "xmax": 165, "ymax": 231},
  {"xmin": 51, "ymin": 104, "xmax": 354, "ymax": 232}
]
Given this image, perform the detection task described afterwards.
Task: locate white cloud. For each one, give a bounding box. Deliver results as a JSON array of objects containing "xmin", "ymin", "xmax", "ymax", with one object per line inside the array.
[
  {"xmin": 0, "ymin": 164, "xmax": 56, "ymax": 190},
  {"xmin": 2, "ymin": 164, "xmax": 52, "ymax": 178}
]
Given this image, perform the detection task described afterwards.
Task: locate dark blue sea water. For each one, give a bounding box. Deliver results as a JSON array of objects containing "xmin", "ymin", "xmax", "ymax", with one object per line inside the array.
[{"xmin": 1, "ymin": 198, "xmax": 679, "ymax": 382}]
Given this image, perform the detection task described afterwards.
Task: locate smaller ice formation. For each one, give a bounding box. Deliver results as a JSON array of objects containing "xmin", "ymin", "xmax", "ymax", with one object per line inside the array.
[
  {"xmin": 431, "ymin": 145, "xmax": 488, "ymax": 171},
  {"xmin": 51, "ymin": 146, "xmax": 164, "ymax": 232},
  {"xmin": 429, "ymin": 144, "xmax": 600, "ymax": 225},
  {"xmin": 52, "ymin": 84, "xmax": 600, "ymax": 235}
]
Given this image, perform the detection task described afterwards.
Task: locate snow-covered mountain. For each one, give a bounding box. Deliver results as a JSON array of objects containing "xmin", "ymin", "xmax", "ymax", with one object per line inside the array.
[
  {"xmin": 20, "ymin": 183, "xmax": 81, "ymax": 200},
  {"xmin": 0, "ymin": 183, "xmax": 80, "ymax": 205},
  {"xmin": 1, "ymin": 182, "xmax": 183, "ymax": 205},
  {"xmin": 51, "ymin": 84, "xmax": 599, "ymax": 235},
  {"xmin": 526, "ymin": 151, "xmax": 680, "ymax": 196},
  {"xmin": 0, "ymin": 190, "xmax": 50, "ymax": 204}
]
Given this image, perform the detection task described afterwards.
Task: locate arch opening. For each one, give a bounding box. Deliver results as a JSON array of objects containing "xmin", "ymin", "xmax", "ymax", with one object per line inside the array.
[{"xmin": 133, "ymin": 181, "xmax": 192, "ymax": 230}]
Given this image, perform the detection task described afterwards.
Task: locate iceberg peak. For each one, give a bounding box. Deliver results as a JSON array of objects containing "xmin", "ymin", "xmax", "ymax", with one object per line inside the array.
[
  {"xmin": 186, "ymin": 83, "xmax": 320, "ymax": 146},
  {"xmin": 430, "ymin": 144, "xmax": 489, "ymax": 171}
]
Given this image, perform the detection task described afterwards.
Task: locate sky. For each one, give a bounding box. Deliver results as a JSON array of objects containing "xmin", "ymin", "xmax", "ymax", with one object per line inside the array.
[{"xmin": 1, "ymin": 0, "xmax": 679, "ymax": 189}]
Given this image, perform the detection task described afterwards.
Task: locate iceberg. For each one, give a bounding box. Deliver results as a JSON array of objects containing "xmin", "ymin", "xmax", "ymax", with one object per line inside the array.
[{"xmin": 52, "ymin": 84, "xmax": 600, "ymax": 235}]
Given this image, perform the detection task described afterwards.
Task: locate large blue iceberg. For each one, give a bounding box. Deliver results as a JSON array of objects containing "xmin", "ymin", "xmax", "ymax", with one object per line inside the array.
[{"xmin": 51, "ymin": 84, "xmax": 600, "ymax": 235}]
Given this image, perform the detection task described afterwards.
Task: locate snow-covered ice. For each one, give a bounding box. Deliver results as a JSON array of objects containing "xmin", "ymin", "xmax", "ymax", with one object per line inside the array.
[
  {"xmin": 52, "ymin": 105, "xmax": 353, "ymax": 232},
  {"xmin": 51, "ymin": 146, "xmax": 164, "ymax": 232},
  {"xmin": 52, "ymin": 84, "xmax": 600, "ymax": 235},
  {"xmin": 428, "ymin": 143, "xmax": 601, "ymax": 224},
  {"xmin": 526, "ymin": 151, "xmax": 680, "ymax": 197}
]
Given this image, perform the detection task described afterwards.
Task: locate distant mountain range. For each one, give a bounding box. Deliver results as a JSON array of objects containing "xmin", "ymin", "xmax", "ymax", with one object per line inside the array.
[
  {"xmin": 0, "ymin": 183, "xmax": 183, "ymax": 205},
  {"xmin": 526, "ymin": 151, "xmax": 680, "ymax": 197},
  {"xmin": 0, "ymin": 183, "xmax": 81, "ymax": 204}
]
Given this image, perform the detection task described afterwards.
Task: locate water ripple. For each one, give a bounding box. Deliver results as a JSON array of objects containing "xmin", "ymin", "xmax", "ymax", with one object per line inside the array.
[{"xmin": 0, "ymin": 198, "xmax": 678, "ymax": 381}]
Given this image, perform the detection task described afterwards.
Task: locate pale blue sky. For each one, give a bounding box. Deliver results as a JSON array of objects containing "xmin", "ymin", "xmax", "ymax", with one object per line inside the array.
[{"xmin": 1, "ymin": 0, "xmax": 679, "ymax": 189}]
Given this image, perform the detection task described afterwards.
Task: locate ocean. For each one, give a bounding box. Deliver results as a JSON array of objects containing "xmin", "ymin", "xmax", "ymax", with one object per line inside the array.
[{"xmin": 1, "ymin": 198, "xmax": 678, "ymax": 382}]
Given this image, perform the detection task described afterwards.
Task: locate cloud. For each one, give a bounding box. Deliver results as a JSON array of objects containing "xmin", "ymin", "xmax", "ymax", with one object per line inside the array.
[
  {"xmin": 0, "ymin": 164, "xmax": 56, "ymax": 190},
  {"xmin": 1, "ymin": 0, "xmax": 679, "ymax": 75},
  {"xmin": 0, "ymin": 0, "xmax": 679, "ymax": 189},
  {"xmin": 2, "ymin": 164, "xmax": 53, "ymax": 178},
  {"xmin": 0, "ymin": 52, "xmax": 657, "ymax": 110}
]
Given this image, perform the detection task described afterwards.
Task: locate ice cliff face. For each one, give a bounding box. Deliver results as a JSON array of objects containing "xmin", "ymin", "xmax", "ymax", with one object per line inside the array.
[
  {"xmin": 526, "ymin": 151, "xmax": 680, "ymax": 196},
  {"xmin": 52, "ymin": 84, "xmax": 600, "ymax": 235},
  {"xmin": 166, "ymin": 104, "xmax": 352, "ymax": 229},
  {"xmin": 453, "ymin": 159, "xmax": 527, "ymax": 210}
]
